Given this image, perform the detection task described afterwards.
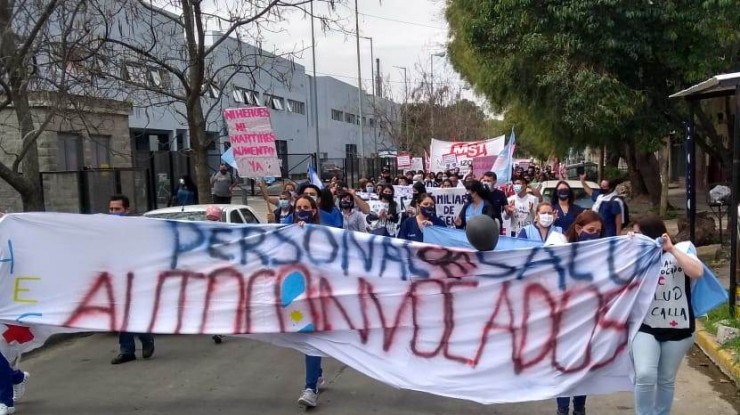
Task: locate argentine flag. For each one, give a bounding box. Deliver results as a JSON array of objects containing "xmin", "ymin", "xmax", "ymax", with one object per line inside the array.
[{"xmin": 307, "ymin": 164, "xmax": 323, "ymax": 189}]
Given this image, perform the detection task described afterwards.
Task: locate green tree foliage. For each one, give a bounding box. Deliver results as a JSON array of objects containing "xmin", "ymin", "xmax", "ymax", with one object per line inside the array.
[{"xmin": 446, "ymin": 0, "xmax": 740, "ymax": 205}]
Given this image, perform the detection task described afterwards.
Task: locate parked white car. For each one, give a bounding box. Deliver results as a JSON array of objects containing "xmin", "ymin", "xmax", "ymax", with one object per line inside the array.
[
  {"xmin": 536, "ymin": 180, "xmax": 599, "ymax": 209},
  {"xmin": 143, "ymin": 204, "xmax": 264, "ymax": 224}
]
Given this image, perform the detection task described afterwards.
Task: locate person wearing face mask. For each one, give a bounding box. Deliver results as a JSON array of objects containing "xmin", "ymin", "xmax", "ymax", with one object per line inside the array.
[
  {"xmin": 210, "ymin": 163, "xmax": 237, "ymax": 204},
  {"xmin": 455, "ymin": 180, "xmax": 493, "ymax": 229},
  {"xmin": 551, "ymin": 181, "xmax": 584, "ymax": 232},
  {"xmin": 368, "ymin": 185, "xmax": 400, "ymax": 236},
  {"xmin": 172, "ymin": 175, "xmax": 198, "ymax": 206},
  {"xmin": 550, "ymin": 210, "xmax": 604, "ymax": 415},
  {"xmin": 365, "ymin": 182, "xmax": 376, "ymax": 196},
  {"xmin": 481, "ymin": 171, "xmax": 509, "ymax": 230},
  {"xmin": 288, "ymin": 196, "xmax": 326, "ymax": 409},
  {"xmin": 503, "ymin": 177, "xmax": 541, "ymax": 237},
  {"xmin": 282, "ymin": 185, "xmax": 342, "ymax": 228},
  {"xmin": 516, "ymin": 202, "xmax": 562, "ymax": 241},
  {"xmin": 397, "ymin": 193, "xmax": 445, "ymax": 242},
  {"xmin": 581, "ymin": 174, "xmax": 624, "ymax": 237},
  {"xmin": 271, "ymin": 191, "xmax": 293, "ymax": 223}
]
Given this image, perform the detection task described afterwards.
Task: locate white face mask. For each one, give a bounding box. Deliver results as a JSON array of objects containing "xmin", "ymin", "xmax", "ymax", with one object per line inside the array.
[
  {"xmin": 513, "ymin": 184, "xmax": 523, "ymax": 194},
  {"xmin": 539, "ymin": 213, "xmax": 554, "ymax": 228}
]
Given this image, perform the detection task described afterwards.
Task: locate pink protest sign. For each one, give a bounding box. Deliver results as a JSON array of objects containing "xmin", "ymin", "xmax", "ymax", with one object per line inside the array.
[{"xmin": 223, "ymin": 107, "xmax": 281, "ymax": 177}]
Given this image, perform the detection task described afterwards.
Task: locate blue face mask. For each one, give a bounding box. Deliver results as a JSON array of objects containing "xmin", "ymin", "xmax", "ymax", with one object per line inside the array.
[
  {"xmin": 295, "ymin": 210, "xmax": 313, "ymax": 222},
  {"xmin": 420, "ymin": 206, "xmax": 435, "ymax": 218},
  {"xmin": 278, "ymin": 200, "xmax": 290, "ymax": 209},
  {"xmin": 578, "ymin": 230, "xmax": 600, "ymax": 241}
]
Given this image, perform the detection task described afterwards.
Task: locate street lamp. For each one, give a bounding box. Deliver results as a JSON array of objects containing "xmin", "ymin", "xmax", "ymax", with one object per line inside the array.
[
  {"xmin": 430, "ymin": 51, "xmax": 446, "ymax": 139},
  {"xmin": 394, "ymin": 66, "xmax": 409, "ymax": 150}
]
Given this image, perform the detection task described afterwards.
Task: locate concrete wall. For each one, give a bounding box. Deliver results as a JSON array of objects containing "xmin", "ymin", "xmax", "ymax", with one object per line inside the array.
[{"xmin": 0, "ymin": 96, "xmax": 132, "ymax": 212}]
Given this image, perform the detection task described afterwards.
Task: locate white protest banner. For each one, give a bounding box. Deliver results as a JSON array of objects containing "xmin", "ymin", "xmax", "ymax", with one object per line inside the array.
[
  {"xmin": 430, "ymin": 136, "xmax": 505, "ymax": 175},
  {"xmin": 223, "ymin": 107, "xmax": 281, "ymax": 177},
  {"xmin": 408, "ymin": 157, "xmax": 424, "ymax": 172},
  {"xmin": 0, "ymin": 213, "xmax": 663, "ymax": 404}
]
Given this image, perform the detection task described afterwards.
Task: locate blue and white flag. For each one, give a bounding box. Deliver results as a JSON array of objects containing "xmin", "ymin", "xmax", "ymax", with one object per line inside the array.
[
  {"xmin": 492, "ymin": 128, "xmax": 516, "ymax": 184},
  {"xmin": 220, "ymin": 147, "xmax": 238, "ymax": 170},
  {"xmin": 307, "ymin": 163, "xmax": 323, "ymax": 189}
]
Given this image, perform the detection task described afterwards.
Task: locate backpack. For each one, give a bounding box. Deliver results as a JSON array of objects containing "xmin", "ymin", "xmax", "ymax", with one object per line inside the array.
[{"xmin": 614, "ymin": 196, "xmax": 630, "ymax": 225}]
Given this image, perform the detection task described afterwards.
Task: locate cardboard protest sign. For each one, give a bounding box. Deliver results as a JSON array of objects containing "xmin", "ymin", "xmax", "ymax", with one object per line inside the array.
[{"xmin": 223, "ymin": 107, "xmax": 281, "ymax": 177}]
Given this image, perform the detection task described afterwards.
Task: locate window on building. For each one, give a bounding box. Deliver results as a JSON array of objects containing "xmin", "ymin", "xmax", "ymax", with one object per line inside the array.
[
  {"xmin": 287, "ymin": 99, "xmax": 305, "ymax": 115},
  {"xmin": 148, "ymin": 68, "xmax": 162, "ymax": 87},
  {"xmin": 233, "ymin": 88, "xmax": 245, "ymax": 103},
  {"xmin": 90, "ymin": 135, "xmax": 111, "ymax": 168},
  {"xmin": 345, "ymin": 113, "xmax": 356, "ymax": 124},
  {"xmin": 206, "ymin": 82, "xmax": 220, "ymax": 99},
  {"xmin": 57, "ymin": 133, "xmax": 82, "ymax": 171},
  {"xmin": 264, "ymin": 95, "xmax": 284, "ymax": 111},
  {"xmin": 331, "ymin": 109, "xmax": 343, "ymax": 121},
  {"xmin": 368, "ymin": 118, "xmax": 375, "ymax": 127}
]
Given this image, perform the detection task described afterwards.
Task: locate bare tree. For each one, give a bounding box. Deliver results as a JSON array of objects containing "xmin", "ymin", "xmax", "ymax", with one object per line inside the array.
[
  {"xmin": 0, "ymin": 0, "xmax": 118, "ymax": 211},
  {"xmin": 370, "ymin": 64, "xmax": 489, "ymax": 156},
  {"xmin": 87, "ymin": 0, "xmax": 343, "ymax": 202}
]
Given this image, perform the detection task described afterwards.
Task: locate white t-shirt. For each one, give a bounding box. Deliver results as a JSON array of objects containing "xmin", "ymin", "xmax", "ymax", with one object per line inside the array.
[
  {"xmin": 642, "ymin": 241, "xmax": 697, "ymax": 331},
  {"xmin": 506, "ymin": 194, "xmax": 539, "ymax": 237}
]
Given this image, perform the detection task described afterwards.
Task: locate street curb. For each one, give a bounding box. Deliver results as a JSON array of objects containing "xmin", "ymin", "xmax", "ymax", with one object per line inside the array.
[{"xmin": 695, "ymin": 321, "xmax": 740, "ymax": 388}]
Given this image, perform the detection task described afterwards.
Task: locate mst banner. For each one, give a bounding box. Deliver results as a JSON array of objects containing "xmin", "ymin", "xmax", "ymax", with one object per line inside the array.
[
  {"xmin": 429, "ymin": 136, "xmax": 504, "ymax": 175},
  {"xmin": 0, "ymin": 213, "xmax": 662, "ymax": 404}
]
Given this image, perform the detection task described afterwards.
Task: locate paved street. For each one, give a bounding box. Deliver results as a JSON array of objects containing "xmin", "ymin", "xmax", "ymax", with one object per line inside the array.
[{"xmin": 13, "ymin": 333, "xmax": 740, "ymax": 415}]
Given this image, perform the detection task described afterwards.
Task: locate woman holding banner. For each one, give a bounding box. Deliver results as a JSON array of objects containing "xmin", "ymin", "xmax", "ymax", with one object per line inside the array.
[
  {"xmin": 455, "ymin": 180, "xmax": 493, "ymax": 229},
  {"xmin": 630, "ymin": 214, "xmax": 703, "ymax": 415},
  {"xmin": 553, "ymin": 210, "xmax": 605, "ymax": 415},
  {"xmin": 290, "ymin": 196, "xmax": 327, "ymax": 409},
  {"xmin": 397, "ymin": 193, "xmax": 445, "ymax": 242}
]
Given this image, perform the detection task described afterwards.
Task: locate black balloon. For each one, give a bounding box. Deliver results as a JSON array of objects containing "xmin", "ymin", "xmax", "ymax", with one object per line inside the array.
[{"xmin": 465, "ymin": 215, "xmax": 500, "ymax": 251}]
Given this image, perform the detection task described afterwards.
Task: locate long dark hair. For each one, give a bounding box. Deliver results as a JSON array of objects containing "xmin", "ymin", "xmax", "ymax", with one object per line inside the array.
[
  {"xmin": 318, "ymin": 187, "xmax": 336, "ymax": 212},
  {"xmin": 550, "ymin": 180, "xmax": 574, "ymax": 206},
  {"xmin": 293, "ymin": 195, "xmax": 321, "ymax": 224},
  {"xmin": 564, "ymin": 210, "xmax": 604, "ymax": 242}
]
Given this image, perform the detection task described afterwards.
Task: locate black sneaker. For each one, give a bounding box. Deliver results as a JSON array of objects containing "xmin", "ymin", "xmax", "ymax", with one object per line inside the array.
[
  {"xmin": 573, "ymin": 410, "xmax": 586, "ymax": 415},
  {"xmin": 142, "ymin": 342, "xmax": 155, "ymax": 359},
  {"xmin": 212, "ymin": 335, "xmax": 223, "ymax": 344},
  {"xmin": 111, "ymin": 354, "xmax": 136, "ymax": 365}
]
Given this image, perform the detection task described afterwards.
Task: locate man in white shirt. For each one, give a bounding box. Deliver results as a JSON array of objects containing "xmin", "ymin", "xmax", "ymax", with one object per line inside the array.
[{"xmin": 503, "ymin": 177, "xmax": 542, "ymax": 237}]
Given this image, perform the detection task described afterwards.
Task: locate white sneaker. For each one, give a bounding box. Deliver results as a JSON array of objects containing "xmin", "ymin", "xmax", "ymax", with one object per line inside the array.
[
  {"xmin": 297, "ymin": 388, "xmax": 318, "ymax": 408},
  {"xmin": 0, "ymin": 403, "xmax": 16, "ymax": 414},
  {"xmin": 13, "ymin": 372, "xmax": 28, "ymax": 402}
]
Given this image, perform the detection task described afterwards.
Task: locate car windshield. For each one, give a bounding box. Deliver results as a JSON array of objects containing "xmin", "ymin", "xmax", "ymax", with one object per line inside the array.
[{"xmin": 145, "ymin": 211, "xmax": 208, "ymax": 221}]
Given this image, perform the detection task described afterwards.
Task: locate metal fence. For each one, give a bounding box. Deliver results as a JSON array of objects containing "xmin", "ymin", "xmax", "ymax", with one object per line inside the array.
[{"xmin": 40, "ymin": 168, "xmax": 153, "ymax": 214}]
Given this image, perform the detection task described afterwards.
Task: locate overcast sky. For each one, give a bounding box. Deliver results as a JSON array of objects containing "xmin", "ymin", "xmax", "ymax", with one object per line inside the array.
[{"xmin": 254, "ymin": 0, "xmax": 481, "ymax": 106}]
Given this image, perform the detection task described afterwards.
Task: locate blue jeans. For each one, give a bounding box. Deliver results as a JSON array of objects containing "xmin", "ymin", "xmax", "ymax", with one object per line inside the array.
[
  {"xmin": 119, "ymin": 332, "xmax": 154, "ymax": 355},
  {"xmin": 631, "ymin": 331, "xmax": 694, "ymax": 415},
  {"xmin": 304, "ymin": 355, "xmax": 323, "ymax": 392},
  {"xmin": 0, "ymin": 353, "xmax": 24, "ymax": 407},
  {"xmin": 556, "ymin": 395, "xmax": 586, "ymax": 412}
]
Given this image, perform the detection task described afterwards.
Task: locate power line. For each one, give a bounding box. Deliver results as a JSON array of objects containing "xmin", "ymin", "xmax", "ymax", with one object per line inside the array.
[
  {"xmin": 314, "ymin": 70, "xmax": 469, "ymax": 87},
  {"xmin": 356, "ymin": 11, "xmax": 446, "ymax": 30}
]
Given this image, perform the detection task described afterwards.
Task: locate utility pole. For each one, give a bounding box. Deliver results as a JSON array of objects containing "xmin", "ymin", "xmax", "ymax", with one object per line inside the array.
[
  {"xmin": 430, "ymin": 52, "xmax": 445, "ymax": 139},
  {"xmin": 394, "ymin": 66, "xmax": 408, "ymax": 150},
  {"xmin": 310, "ymin": 0, "xmax": 321, "ymax": 173},
  {"xmin": 361, "ymin": 36, "xmax": 378, "ymax": 158},
  {"xmin": 354, "ymin": 0, "xmax": 365, "ymax": 177}
]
